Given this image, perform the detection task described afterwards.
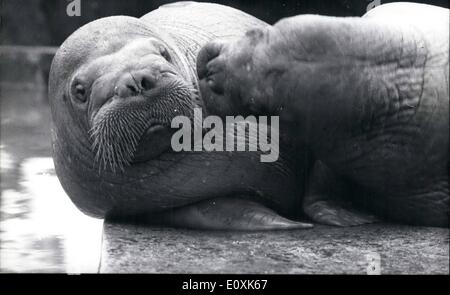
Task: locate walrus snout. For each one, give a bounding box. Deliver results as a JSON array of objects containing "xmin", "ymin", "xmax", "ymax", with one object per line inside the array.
[
  {"xmin": 197, "ymin": 39, "xmax": 244, "ymax": 117},
  {"xmin": 114, "ymin": 71, "xmax": 158, "ymax": 98},
  {"xmin": 197, "ymin": 37, "xmax": 259, "ymax": 118},
  {"xmin": 87, "ymin": 63, "xmax": 198, "ymax": 172},
  {"xmin": 197, "ymin": 40, "xmax": 225, "ymax": 81}
]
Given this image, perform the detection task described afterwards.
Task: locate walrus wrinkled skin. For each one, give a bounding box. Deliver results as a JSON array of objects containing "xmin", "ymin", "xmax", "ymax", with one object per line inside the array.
[
  {"xmin": 49, "ymin": 2, "xmax": 313, "ymax": 230},
  {"xmin": 198, "ymin": 3, "xmax": 449, "ymax": 227}
]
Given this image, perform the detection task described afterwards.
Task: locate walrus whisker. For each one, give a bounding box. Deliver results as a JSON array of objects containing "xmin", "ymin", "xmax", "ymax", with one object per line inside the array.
[
  {"xmin": 91, "ymin": 113, "xmax": 148, "ymax": 172},
  {"xmin": 88, "ymin": 78, "xmax": 200, "ymax": 173}
]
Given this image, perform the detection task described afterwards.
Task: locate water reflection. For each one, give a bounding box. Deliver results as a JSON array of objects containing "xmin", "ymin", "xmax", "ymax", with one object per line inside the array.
[{"xmin": 0, "ymin": 87, "xmax": 103, "ymax": 273}]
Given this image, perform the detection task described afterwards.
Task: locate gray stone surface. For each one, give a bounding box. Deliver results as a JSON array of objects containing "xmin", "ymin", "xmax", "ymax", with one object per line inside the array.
[{"xmin": 100, "ymin": 223, "xmax": 449, "ymax": 274}]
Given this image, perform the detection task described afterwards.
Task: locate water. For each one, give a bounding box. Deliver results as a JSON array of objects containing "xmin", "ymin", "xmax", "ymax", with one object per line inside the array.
[{"xmin": 0, "ymin": 87, "xmax": 103, "ymax": 273}]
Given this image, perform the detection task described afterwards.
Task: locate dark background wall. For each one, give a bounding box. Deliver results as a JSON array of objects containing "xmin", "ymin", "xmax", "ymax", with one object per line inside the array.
[{"xmin": 2, "ymin": 0, "xmax": 449, "ymax": 46}]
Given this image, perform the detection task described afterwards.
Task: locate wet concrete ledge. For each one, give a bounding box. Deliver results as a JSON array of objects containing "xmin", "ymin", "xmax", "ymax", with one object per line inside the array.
[{"xmin": 100, "ymin": 223, "xmax": 449, "ymax": 274}]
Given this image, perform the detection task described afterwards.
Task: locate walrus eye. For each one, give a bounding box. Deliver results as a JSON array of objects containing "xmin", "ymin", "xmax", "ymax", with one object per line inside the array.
[
  {"xmin": 71, "ymin": 81, "xmax": 87, "ymax": 103},
  {"xmin": 159, "ymin": 46, "xmax": 172, "ymax": 62}
]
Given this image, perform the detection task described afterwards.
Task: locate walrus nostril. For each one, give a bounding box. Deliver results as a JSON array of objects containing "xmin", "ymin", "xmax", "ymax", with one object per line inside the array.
[
  {"xmin": 140, "ymin": 76, "xmax": 155, "ymax": 91},
  {"xmin": 127, "ymin": 84, "xmax": 138, "ymax": 94},
  {"xmin": 114, "ymin": 83, "xmax": 140, "ymax": 98},
  {"xmin": 114, "ymin": 73, "xmax": 143, "ymax": 98}
]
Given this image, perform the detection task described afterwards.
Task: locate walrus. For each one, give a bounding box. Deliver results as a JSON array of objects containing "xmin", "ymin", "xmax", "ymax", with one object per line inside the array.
[
  {"xmin": 197, "ymin": 3, "xmax": 449, "ymax": 227},
  {"xmin": 49, "ymin": 2, "xmax": 314, "ymax": 230}
]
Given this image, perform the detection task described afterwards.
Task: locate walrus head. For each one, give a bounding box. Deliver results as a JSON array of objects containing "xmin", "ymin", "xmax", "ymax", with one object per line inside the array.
[
  {"xmin": 49, "ymin": 16, "xmax": 207, "ymax": 216},
  {"xmin": 51, "ymin": 16, "xmax": 200, "ymax": 173}
]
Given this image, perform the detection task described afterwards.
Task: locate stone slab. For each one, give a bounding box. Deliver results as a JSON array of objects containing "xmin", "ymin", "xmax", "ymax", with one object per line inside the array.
[{"xmin": 100, "ymin": 223, "xmax": 449, "ymax": 274}]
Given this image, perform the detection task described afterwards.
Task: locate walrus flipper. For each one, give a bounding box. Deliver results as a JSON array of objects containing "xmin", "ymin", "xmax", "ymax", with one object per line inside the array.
[
  {"xmin": 304, "ymin": 161, "xmax": 379, "ymax": 227},
  {"xmin": 151, "ymin": 197, "xmax": 313, "ymax": 231}
]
